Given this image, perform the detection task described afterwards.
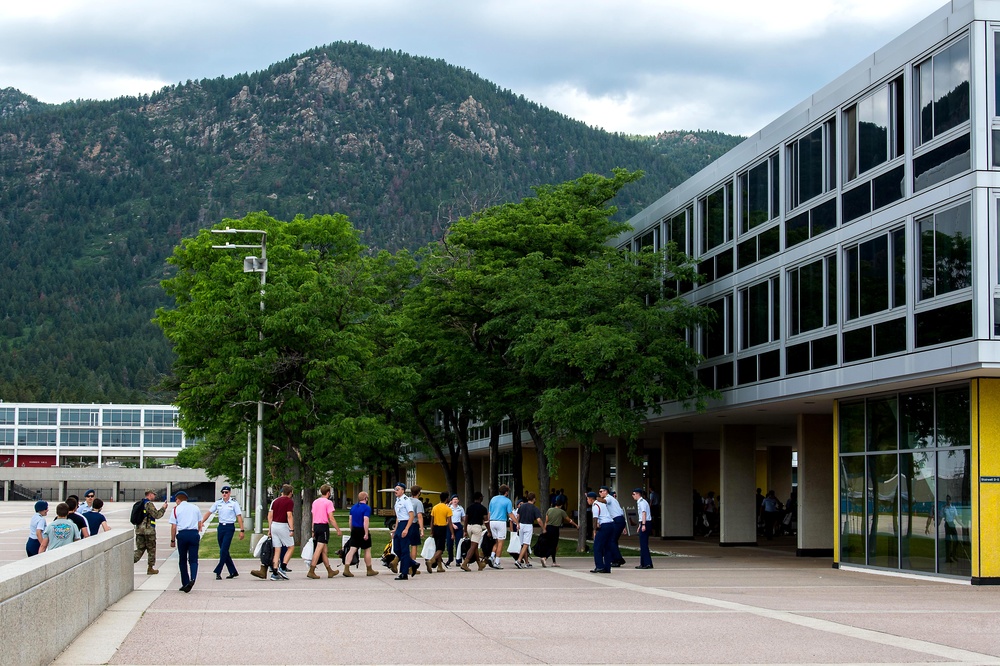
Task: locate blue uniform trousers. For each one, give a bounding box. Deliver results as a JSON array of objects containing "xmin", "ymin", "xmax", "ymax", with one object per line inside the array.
[
  {"xmin": 593, "ymin": 522, "xmax": 614, "ymax": 571},
  {"xmin": 393, "ymin": 521, "xmax": 415, "ymax": 576},
  {"xmin": 214, "ymin": 523, "xmax": 237, "ymax": 576},
  {"xmin": 611, "ymin": 515, "xmax": 626, "ymax": 563},
  {"xmin": 638, "ymin": 524, "xmax": 653, "ymax": 567},
  {"xmin": 176, "ymin": 529, "xmax": 200, "ymax": 586},
  {"xmin": 446, "ymin": 523, "xmax": 464, "ymax": 562}
]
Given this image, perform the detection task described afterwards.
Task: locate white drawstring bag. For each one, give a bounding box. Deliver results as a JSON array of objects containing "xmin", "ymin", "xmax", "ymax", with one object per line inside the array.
[
  {"xmin": 300, "ymin": 537, "xmax": 315, "ymax": 561},
  {"xmin": 507, "ymin": 532, "xmax": 522, "ymax": 554},
  {"xmin": 420, "ymin": 535, "xmax": 436, "ymax": 559}
]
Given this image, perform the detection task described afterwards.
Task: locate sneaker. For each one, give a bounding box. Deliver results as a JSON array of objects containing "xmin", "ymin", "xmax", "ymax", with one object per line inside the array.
[
  {"xmin": 487, "ymin": 559, "xmax": 498, "ymax": 569},
  {"xmin": 513, "ymin": 560, "xmax": 523, "ymax": 569},
  {"xmin": 275, "ymin": 568, "xmax": 289, "ymax": 580},
  {"xmin": 270, "ymin": 573, "xmax": 281, "ymax": 581},
  {"xmin": 279, "ymin": 566, "xmax": 291, "ymax": 575},
  {"xmin": 525, "ymin": 562, "xmax": 533, "ymax": 568}
]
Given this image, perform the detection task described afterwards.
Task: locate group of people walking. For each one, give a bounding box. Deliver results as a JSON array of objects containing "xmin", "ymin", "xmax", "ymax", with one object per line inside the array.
[{"xmin": 26, "ymin": 490, "xmax": 111, "ymax": 556}]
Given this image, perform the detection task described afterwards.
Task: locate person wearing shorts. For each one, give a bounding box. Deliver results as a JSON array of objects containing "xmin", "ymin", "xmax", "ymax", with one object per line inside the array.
[
  {"xmin": 487, "ymin": 484, "xmax": 514, "ymax": 569},
  {"xmin": 267, "ymin": 484, "xmax": 295, "ymax": 581},
  {"xmin": 343, "ymin": 491, "xmax": 378, "ymax": 577},
  {"xmin": 513, "ymin": 492, "xmax": 543, "ymax": 569},
  {"xmin": 461, "ymin": 492, "xmax": 488, "ymax": 571},
  {"xmin": 307, "ymin": 484, "xmax": 341, "ymax": 579},
  {"xmin": 426, "ymin": 491, "xmax": 454, "ymax": 573}
]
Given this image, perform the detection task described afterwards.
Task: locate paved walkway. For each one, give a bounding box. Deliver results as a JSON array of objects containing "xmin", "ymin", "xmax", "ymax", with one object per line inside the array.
[{"xmin": 54, "ymin": 534, "xmax": 1000, "ymax": 665}]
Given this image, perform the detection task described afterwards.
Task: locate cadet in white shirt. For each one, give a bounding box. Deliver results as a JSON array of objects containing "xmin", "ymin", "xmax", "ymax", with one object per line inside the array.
[
  {"xmin": 391, "ymin": 483, "xmax": 416, "ymax": 580},
  {"xmin": 599, "ymin": 486, "xmax": 626, "ymax": 567},
  {"xmin": 202, "ymin": 485, "xmax": 245, "ymax": 580},
  {"xmin": 445, "ymin": 495, "xmax": 465, "ymax": 567},
  {"xmin": 168, "ymin": 490, "xmax": 204, "ymax": 593},
  {"xmin": 633, "ymin": 488, "xmax": 653, "ymax": 569}
]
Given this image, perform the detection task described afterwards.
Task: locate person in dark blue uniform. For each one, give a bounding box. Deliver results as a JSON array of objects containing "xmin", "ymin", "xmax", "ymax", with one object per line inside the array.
[
  {"xmin": 587, "ymin": 492, "xmax": 613, "ymax": 573},
  {"xmin": 391, "ymin": 483, "xmax": 416, "ymax": 580},
  {"xmin": 202, "ymin": 485, "xmax": 245, "ymax": 579}
]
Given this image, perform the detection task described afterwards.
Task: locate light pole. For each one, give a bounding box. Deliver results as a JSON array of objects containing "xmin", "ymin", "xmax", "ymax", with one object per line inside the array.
[{"xmin": 211, "ymin": 227, "xmax": 267, "ymax": 540}]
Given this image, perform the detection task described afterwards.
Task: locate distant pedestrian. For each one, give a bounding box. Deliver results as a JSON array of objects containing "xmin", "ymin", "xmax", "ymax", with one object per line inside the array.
[
  {"xmin": 460, "ymin": 492, "xmax": 488, "ymax": 572},
  {"xmin": 538, "ymin": 496, "xmax": 577, "ymax": 568},
  {"xmin": 306, "ymin": 484, "xmax": 341, "ymax": 579},
  {"xmin": 267, "ymin": 484, "xmax": 296, "ymax": 581},
  {"xmin": 426, "ymin": 491, "xmax": 453, "ymax": 573},
  {"xmin": 134, "ymin": 489, "xmax": 168, "ymax": 575},
  {"xmin": 79, "ymin": 490, "xmax": 96, "ymax": 515},
  {"xmin": 26, "ymin": 500, "xmax": 48, "ymax": 557},
  {"xmin": 342, "ymin": 491, "xmax": 378, "ymax": 577},
  {"xmin": 487, "ymin": 485, "xmax": 515, "ymax": 569},
  {"xmin": 168, "ymin": 490, "xmax": 203, "ymax": 593},
  {"xmin": 65, "ymin": 496, "xmax": 90, "ymax": 539},
  {"xmin": 588, "ymin": 492, "xmax": 613, "ymax": 573},
  {"xmin": 202, "ymin": 485, "xmax": 245, "ymax": 579},
  {"xmin": 761, "ymin": 490, "xmax": 782, "ymax": 540},
  {"xmin": 408, "ymin": 486, "xmax": 426, "ymax": 576},
  {"xmin": 40, "ymin": 502, "xmax": 81, "ymax": 552},
  {"xmin": 84, "ymin": 498, "xmax": 110, "ymax": 536},
  {"xmin": 445, "ymin": 495, "xmax": 465, "ymax": 567},
  {"xmin": 599, "ymin": 486, "xmax": 626, "ymax": 566},
  {"xmin": 391, "ymin": 482, "xmax": 416, "ymax": 580},
  {"xmin": 513, "ymin": 492, "xmax": 542, "ymax": 569},
  {"xmin": 632, "ymin": 488, "xmax": 653, "ymax": 569}
]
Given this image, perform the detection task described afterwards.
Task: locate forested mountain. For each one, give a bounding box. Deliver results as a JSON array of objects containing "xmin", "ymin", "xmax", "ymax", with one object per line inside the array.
[{"xmin": 0, "ymin": 42, "xmax": 743, "ymax": 403}]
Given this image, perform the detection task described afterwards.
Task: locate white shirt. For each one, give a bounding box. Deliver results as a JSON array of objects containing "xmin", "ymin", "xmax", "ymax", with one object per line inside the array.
[
  {"xmin": 593, "ymin": 501, "xmax": 613, "ymax": 524},
  {"xmin": 636, "ymin": 498, "xmax": 651, "ymax": 524},
  {"xmin": 450, "ymin": 504, "xmax": 465, "ymax": 524},
  {"xmin": 168, "ymin": 502, "xmax": 202, "ymax": 531},
  {"xmin": 206, "ymin": 497, "xmax": 243, "ymax": 524},
  {"xmin": 394, "ymin": 495, "xmax": 414, "ymax": 521},
  {"xmin": 78, "ymin": 503, "xmax": 92, "ymax": 515},
  {"xmin": 604, "ymin": 494, "xmax": 624, "ymax": 519},
  {"xmin": 28, "ymin": 513, "xmax": 46, "ymax": 539}
]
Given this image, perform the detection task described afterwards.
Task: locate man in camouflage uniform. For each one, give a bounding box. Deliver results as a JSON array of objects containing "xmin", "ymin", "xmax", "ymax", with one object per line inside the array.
[{"xmin": 134, "ymin": 489, "xmax": 167, "ymax": 575}]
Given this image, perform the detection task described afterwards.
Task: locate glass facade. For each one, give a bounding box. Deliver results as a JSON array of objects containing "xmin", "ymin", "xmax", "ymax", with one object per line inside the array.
[{"xmin": 839, "ymin": 385, "xmax": 971, "ymax": 576}]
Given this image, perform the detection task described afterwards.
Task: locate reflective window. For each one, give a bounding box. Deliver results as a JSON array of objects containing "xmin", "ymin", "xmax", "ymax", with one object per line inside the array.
[
  {"xmin": 701, "ymin": 296, "xmax": 731, "ymax": 359},
  {"xmin": 867, "ymin": 453, "xmax": 899, "ymax": 568},
  {"xmin": 740, "ymin": 276, "xmax": 780, "ymax": 350},
  {"xmin": 918, "ymin": 201, "xmax": 971, "ymax": 300},
  {"xmin": 19, "ymin": 409, "xmax": 57, "ymax": 426},
  {"xmin": 788, "ymin": 119, "xmax": 836, "ymax": 209},
  {"xmin": 144, "ymin": 409, "xmax": 179, "ymax": 427},
  {"xmin": 915, "ymin": 301, "xmax": 972, "ymax": 347},
  {"xmin": 789, "ymin": 254, "xmax": 836, "ymax": 336},
  {"xmin": 0, "ymin": 408, "xmax": 13, "ymax": 425},
  {"xmin": 845, "ymin": 76, "xmax": 904, "ymax": 181},
  {"xmin": 700, "ymin": 185, "xmax": 732, "ymax": 254},
  {"xmin": 61, "ymin": 409, "xmax": 98, "ymax": 426},
  {"xmin": 739, "ymin": 154, "xmax": 779, "ymax": 233},
  {"xmin": 102, "ymin": 430, "xmax": 142, "ymax": 447},
  {"xmin": 899, "ymin": 451, "xmax": 936, "ymax": 573},
  {"xmin": 103, "ymin": 410, "xmax": 141, "ymax": 427},
  {"xmin": 846, "ymin": 228, "xmax": 905, "ymax": 320},
  {"xmin": 937, "ymin": 450, "xmax": 971, "ymax": 576},
  {"xmin": 0, "ymin": 429, "xmax": 13, "ymax": 445},
  {"xmin": 840, "ymin": 455, "xmax": 866, "ymax": 565},
  {"xmin": 145, "ymin": 430, "xmax": 183, "ymax": 447},
  {"xmin": 60, "ymin": 429, "xmax": 99, "ymax": 447},
  {"xmin": 18, "ymin": 429, "xmax": 56, "ymax": 446},
  {"xmin": 916, "ymin": 35, "xmax": 970, "ymax": 146}
]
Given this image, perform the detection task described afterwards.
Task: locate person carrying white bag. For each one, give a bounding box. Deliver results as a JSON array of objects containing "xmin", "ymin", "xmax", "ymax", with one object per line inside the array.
[{"xmin": 306, "ymin": 484, "xmax": 342, "ymax": 579}]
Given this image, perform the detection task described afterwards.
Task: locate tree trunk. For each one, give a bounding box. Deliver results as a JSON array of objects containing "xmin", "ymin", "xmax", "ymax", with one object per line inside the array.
[
  {"xmin": 459, "ymin": 420, "xmax": 475, "ymax": 505},
  {"xmin": 577, "ymin": 446, "xmax": 592, "ymax": 552},
  {"xmin": 510, "ymin": 417, "xmax": 523, "ymax": 500},
  {"xmin": 528, "ymin": 421, "xmax": 550, "ymax": 512}
]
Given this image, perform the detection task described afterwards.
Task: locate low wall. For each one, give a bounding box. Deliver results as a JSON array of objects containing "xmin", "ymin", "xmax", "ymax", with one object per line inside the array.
[{"xmin": 0, "ymin": 529, "xmax": 134, "ymax": 666}]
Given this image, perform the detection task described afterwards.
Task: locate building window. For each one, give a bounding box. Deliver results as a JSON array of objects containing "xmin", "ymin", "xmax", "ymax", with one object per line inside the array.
[
  {"xmin": 0, "ymin": 429, "xmax": 13, "ymax": 445},
  {"xmin": 916, "ymin": 35, "xmax": 970, "ymax": 146},
  {"xmin": 103, "ymin": 430, "xmax": 142, "ymax": 447},
  {"xmin": 103, "ymin": 409, "xmax": 141, "ymax": 427},
  {"xmin": 838, "ymin": 385, "xmax": 971, "ymax": 577},
  {"xmin": 144, "ymin": 409, "xmax": 179, "ymax": 427},
  {"xmin": 61, "ymin": 409, "xmax": 99, "ymax": 426},
  {"xmin": 700, "ymin": 184, "xmax": 732, "ymax": 254},
  {"xmin": 788, "ymin": 119, "xmax": 836, "ymax": 210},
  {"xmin": 739, "ymin": 154, "xmax": 779, "ymax": 233},
  {"xmin": 846, "ymin": 228, "xmax": 906, "ymax": 320},
  {"xmin": 144, "ymin": 430, "xmax": 183, "ymax": 448},
  {"xmin": 633, "ymin": 228, "xmax": 656, "ymax": 252},
  {"xmin": 845, "ymin": 76, "xmax": 904, "ymax": 182},
  {"xmin": 61, "ymin": 429, "xmax": 100, "ymax": 447},
  {"xmin": 740, "ymin": 276, "xmax": 780, "ymax": 350},
  {"xmin": 18, "ymin": 429, "xmax": 56, "ymax": 446},
  {"xmin": 918, "ymin": 201, "xmax": 971, "ymax": 300},
  {"xmin": 0, "ymin": 408, "xmax": 13, "ymax": 425},
  {"xmin": 19, "ymin": 408, "xmax": 57, "ymax": 426},
  {"xmin": 701, "ymin": 295, "xmax": 733, "ymax": 359},
  {"xmin": 666, "ymin": 206, "xmax": 692, "ymax": 256},
  {"xmin": 789, "ymin": 254, "xmax": 837, "ymax": 336}
]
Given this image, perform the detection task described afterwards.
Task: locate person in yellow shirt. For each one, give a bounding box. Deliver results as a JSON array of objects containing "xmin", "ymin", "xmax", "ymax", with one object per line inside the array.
[{"xmin": 427, "ymin": 491, "xmax": 455, "ymax": 573}]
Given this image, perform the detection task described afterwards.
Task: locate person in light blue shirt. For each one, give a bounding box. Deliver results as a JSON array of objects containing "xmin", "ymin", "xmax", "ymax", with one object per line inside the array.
[
  {"xmin": 588, "ymin": 492, "xmax": 613, "ymax": 573},
  {"xmin": 202, "ymin": 485, "xmax": 245, "ymax": 580},
  {"xmin": 391, "ymin": 483, "xmax": 416, "ymax": 580},
  {"xmin": 487, "ymin": 485, "xmax": 515, "ymax": 569},
  {"xmin": 632, "ymin": 488, "xmax": 653, "ymax": 569},
  {"xmin": 599, "ymin": 486, "xmax": 626, "ymax": 566},
  {"xmin": 26, "ymin": 500, "xmax": 48, "ymax": 557},
  {"xmin": 168, "ymin": 490, "xmax": 203, "ymax": 593}
]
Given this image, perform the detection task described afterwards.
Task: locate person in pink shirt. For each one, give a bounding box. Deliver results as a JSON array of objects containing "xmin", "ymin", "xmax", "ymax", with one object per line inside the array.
[{"xmin": 307, "ymin": 484, "xmax": 342, "ymax": 579}]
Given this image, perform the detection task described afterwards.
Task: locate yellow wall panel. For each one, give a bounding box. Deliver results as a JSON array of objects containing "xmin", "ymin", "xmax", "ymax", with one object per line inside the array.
[
  {"xmin": 832, "ymin": 400, "xmax": 840, "ymax": 564},
  {"xmin": 974, "ymin": 379, "xmax": 1000, "ymax": 579}
]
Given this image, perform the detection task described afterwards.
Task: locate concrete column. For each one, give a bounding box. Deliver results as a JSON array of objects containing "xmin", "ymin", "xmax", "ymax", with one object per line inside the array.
[
  {"xmin": 112, "ymin": 480, "xmax": 121, "ymax": 503},
  {"xmin": 720, "ymin": 424, "xmax": 757, "ymax": 546},
  {"xmin": 797, "ymin": 413, "xmax": 834, "ymax": 557},
  {"xmin": 662, "ymin": 432, "xmax": 693, "ymax": 538},
  {"xmin": 166, "ymin": 481, "xmax": 173, "ymax": 501},
  {"xmin": 2, "ymin": 479, "xmax": 10, "ymax": 501},
  {"xmin": 768, "ymin": 446, "xmax": 793, "ymax": 501},
  {"xmin": 58, "ymin": 481, "xmax": 67, "ymax": 502}
]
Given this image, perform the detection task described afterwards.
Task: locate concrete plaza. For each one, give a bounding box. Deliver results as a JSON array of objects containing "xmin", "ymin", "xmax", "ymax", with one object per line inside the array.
[{"xmin": 3, "ymin": 501, "xmax": 1000, "ymax": 665}]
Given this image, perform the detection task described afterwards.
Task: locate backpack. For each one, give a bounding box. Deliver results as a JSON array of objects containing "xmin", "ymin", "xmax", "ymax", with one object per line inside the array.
[
  {"xmin": 129, "ymin": 499, "xmax": 146, "ymax": 526},
  {"xmin": 258, "ymin": 537, "xmax": 274, "ymax": 566}
]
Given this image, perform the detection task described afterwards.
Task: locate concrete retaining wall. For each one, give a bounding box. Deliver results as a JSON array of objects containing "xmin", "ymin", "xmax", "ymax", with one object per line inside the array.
[{"xmin": 0, "ymin": 529, "xmax": 134, "ymax": 666}]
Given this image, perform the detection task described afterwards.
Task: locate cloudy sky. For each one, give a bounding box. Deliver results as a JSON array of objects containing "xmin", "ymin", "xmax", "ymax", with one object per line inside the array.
[{"xmin": 1, "ymin": 0, "xmax": 947, "ymax": 137}]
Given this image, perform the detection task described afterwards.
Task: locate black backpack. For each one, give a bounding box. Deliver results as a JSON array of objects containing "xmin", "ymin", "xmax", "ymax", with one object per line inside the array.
[
  {"xmin": 129, "ymin": 499, "xmax": 146, "ymax": 526},
  {"xmin": 258, "ymin": 537, "xmax": 274, "ymax": 566}
]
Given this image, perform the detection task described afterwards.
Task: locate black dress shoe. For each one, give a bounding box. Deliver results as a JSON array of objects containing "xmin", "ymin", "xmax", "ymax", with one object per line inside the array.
[
  {"xmin": 394, "ymin": 573, "xmax": 409, "ymax": 580},
  {"xmin": 226, "ymin": 573, "xmax": 239, "ymax": 579},
  {"xmin": 215, "ymin": 574, "xmax": 223, "ymax": 580},
  {"xmin": 590, "ymin": 568, "xmax": 602, "ymax": 573},
  {"xmin": 180, "ymin": 582, "xmax": 193, "ymax": 593},
  {"xmin": 610, "ymin": 563, "xmax": 621, "ymax": 568},
  {"xmin": 600, "ymin": 569, "xmax": 612, "ymax": 573}
]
